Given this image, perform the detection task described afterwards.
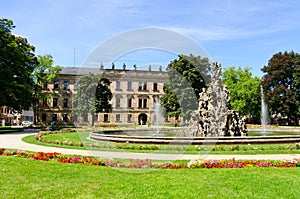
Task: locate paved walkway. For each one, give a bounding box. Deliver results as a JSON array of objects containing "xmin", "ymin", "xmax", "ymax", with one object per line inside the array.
[{"xmin": 1, "ymin": 130, "xmax": 300, "ymax": 161}]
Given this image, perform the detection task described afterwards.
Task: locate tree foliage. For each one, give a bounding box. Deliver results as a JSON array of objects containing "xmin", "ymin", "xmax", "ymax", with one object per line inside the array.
[
  {"xmin": 72, "ymin": 73, "xmax": 112, "ymax": 125},
  {"xmin": 261, "ymin": 51, "xmax": 300, "ymax": 122},
  {"xmin": 32, "ymin": 54, "xmax": 62, "ymax": 124},
  {"xmin": 0, "ymin": 18, "xmax": 38, "ymax": 111},
  {"xmin": 222, "ymin": 66, "xmax": 261, "ymax": 117},
  {"xmin": 33, "ymin": 54, "xmax": 62, "ymax": 88},
  {"xmin": 160, "ymin": 54, "xmax": 210, "ymax": 120},
  {"xmin": 95, "ymin": 77, "xmax": 112, "ymax": 113}
]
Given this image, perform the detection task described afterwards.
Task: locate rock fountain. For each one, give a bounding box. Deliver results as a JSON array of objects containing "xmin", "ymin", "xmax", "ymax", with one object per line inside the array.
[{"xmin": 188, "ymin": 62, "xmax": 247, "ymax": 137}]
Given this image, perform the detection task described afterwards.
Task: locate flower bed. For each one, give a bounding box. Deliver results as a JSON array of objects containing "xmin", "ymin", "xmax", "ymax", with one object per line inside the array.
[
  {"xmin": 1, "ymin": 148, "xmax": 300, "ymax": 169},
  {"xmin": 187, "ymin": 159, "xmax": 298, "ymax": 168}
]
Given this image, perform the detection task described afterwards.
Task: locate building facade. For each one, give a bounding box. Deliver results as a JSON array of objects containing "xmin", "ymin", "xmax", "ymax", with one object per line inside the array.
[{"xmin": 37, "ymin": 65, "xmax": 168, "ymax": 126}]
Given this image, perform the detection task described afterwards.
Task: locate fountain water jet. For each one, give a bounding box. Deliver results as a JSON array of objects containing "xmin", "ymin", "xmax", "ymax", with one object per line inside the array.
[
  {"xmin": 260, "ymin": 85, "xmax": 269, "ymax": 133},
  {"xmin": 153, "ymin": 99, "xmax": 165, "ymax": 134}
]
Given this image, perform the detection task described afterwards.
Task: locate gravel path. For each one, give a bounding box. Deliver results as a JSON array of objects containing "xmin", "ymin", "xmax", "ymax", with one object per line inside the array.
[{"xmin": 1, "ymin": 130, "xmax": 300, "ymax": 161}]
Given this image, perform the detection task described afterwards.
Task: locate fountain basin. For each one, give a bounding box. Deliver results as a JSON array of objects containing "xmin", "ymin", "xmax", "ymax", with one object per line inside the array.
[{"xmin": 90, "ymin": 129, "xmax": 300, "ymax": 145}]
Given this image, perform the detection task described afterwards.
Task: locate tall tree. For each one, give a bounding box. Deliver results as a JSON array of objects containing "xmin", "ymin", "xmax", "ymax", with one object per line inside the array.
[
  {"xmin": 261, "ymin": 51, "xmax": 300, "ymax": 124},
  {"xmin": 222, "ymin": 66, "xmax": 261, "ymax": 118},
  {"xmin": 294, "ymin": 55, "xmax": 300, "ymax": 118},
  {"xmin": 32, "ymin": 54, "xmax": 62, "ymax": 124},
  {"xmin": 95, "ymin": 77, "xmax": 112, "ymax": 113},
  {"xmin": 72, "ymin": 73, "xmax": 112, "ymax": 126},
  {"xmin": 160, "ymin": 54, "xmax": 210, "ymax": 120},
  {"xmin": 0, "ymin": 18, "xmax": 38, "ymax": 111}
]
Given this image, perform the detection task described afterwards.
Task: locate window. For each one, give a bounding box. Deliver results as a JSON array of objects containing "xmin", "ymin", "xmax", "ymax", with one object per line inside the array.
[
  {"xmin": 127, "ymin": 81, "xmax": 132, "ymax": 90},
  {"xmin": 42, "ymin": 113, "xmax": 47, "ymax": 121},
  {"xmin": 143, "ymin": 99, "xmax": 147, "ymax": 108},
  {"xmin": 63, "ymin": 113, "xmax": 68, "ymax": 121},
  {"xmin": 153, "ymin": 83, "xmax": 158, "ymax": 91},
  {"xmin": 138, "ymin": 82, "xmax": 142, "ymax": 90},
  {"xmin": 116, "ymin": 114, "xmax": 121, "ymax": 122},
  {"xmin": 63, "ymin": 98, "xmax": 68, "ymax": 107},
  {"xmin": 127, "ymin": 114, "xmax": 132, "ymax": 122},
  {"xmin": 104, "ymin": 114, "xmax": 109, "ymax": 122},
  {"xmin": 116, "ymin": 81, "xmax": 121, "ymax": 90},
  {"xmin": 63, "ymin": 81, "xmax": 69, "ymax": 90},
  {"xmin": 128, "ymin": 98, "xmax": 132, "ymax": 108},
  {"xmin": 116, "ymin": 97, "xmax": 121, "ymax": 108},
  {"xmin": 138, "ymin": 98, "xmax": 147, "ymax": 108},
  {"xmin": 53, "ymin": 98, "xmax": 58, "ymax": 107},
  {"xmin": 54, "ymin": 80, "xmax": 59, "ymax": 89},
  {"xmin": 138, "ymin": 82, "xmax": 147, "ymax": 91},
  {"xmin": 52, "ymin": 114, "xmax": 57, "ymax": 121}
]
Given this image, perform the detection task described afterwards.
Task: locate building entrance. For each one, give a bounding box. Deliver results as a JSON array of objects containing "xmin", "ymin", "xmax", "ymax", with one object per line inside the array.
[{"xmin": 138, "ymin": 113, "xmax": 147, "ymax": 125}]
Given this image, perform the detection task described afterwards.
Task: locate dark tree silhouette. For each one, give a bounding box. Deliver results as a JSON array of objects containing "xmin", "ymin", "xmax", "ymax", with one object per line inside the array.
[
  {"xmin": 261, "ymin": 51, "xmax": 300, "ymax": 125},
  {"xmin": 0, "ymin": 18, "xmax": 38, "ymax": 111}
]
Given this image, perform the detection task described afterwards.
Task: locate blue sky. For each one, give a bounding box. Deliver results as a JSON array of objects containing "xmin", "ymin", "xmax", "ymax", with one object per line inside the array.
[{"xmin": 2, "ymin": 0, "xmax": 300, "ymax": 77}]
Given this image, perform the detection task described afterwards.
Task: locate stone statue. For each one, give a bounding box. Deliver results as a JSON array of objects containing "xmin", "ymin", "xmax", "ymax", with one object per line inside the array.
[
  {"xmin": 188, "ymin": 62, "xmax": 247, "ymax": 137},
  {"xmin": 112, "ymin": 62, "xmax": 115, "ymax": 70},
  {"xmin": 159, "ymin": 65, "xmax": 162, "ymax": 71},
  {"xmin": 133, "ymin": 64, "xmax": 137, "ymax": 70},
  {"xmin": 123, "ymin": 63, "xmax": 126, "ymax": 70}
]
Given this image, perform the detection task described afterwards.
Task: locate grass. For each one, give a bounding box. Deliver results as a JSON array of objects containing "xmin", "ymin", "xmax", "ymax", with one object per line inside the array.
[
  {"xmin": 1, "ymin": 156, "xmax": 300, "ymax": 198},
  {"xmin": 22, "ymin": 131, "xmax": 300, "ymax": 155}
]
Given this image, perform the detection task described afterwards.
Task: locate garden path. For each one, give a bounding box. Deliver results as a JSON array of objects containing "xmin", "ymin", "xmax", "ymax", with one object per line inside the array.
[{"xmin": 1, "ymin": 129, "xmax": 300, "ymax": 161}]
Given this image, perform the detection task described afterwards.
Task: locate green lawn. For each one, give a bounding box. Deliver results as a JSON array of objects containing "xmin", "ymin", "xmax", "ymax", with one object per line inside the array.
[
  {"xmin": 1, "ymin": 156, "xmax": 300, "ymax": 198},
  {"xmin": 22, "ymin": 131, "xmax": 300, "ymax": 155}
]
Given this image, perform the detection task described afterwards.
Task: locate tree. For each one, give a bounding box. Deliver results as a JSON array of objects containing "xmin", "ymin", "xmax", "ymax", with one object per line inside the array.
[
  {"xmin": 0, "ymin": 18, "xmax": 38, "ymax": 111},
  {"xmin": 72, "ymin": 73, "xmax": 112, "ymax": 126},
  {"xmin": 261, "ymin": 51, "xmax": 300, "ymax": 124},
  {"xmin": 294, "ymin": 55, "xmax": 300, "ymax": 119},
  {"xmin": 222, "ymin": 66, "xmax": 261, "ymax": 118},
  {"xmin": 160, "ymin": 54, "xmax": 210, "ymax": 120},
  {"xmin": 95, "ymin": 77, "xmax": 112, "ymax": 113},
  {"xmin": 32, "ymin": 54, "xmax": 62, "ymax": 124}
]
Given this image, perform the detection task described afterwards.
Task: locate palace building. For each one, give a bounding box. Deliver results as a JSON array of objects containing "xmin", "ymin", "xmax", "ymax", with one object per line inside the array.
[{"xmin": 36, "ymin": 64, "xmax": 168, "ymax": 126}]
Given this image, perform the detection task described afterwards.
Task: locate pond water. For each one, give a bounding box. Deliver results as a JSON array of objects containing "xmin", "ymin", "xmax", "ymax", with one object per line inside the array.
[
  {"xmin": 103, "ymin": 129, "xmax": 300, "ymax": 137},
  {"xmin": 109, "ymin": 130, "xmax": 191, "ymax": 137},
  {"xmin": 247, "ymin": 130, "xmax": 300, "ymax": 136}
]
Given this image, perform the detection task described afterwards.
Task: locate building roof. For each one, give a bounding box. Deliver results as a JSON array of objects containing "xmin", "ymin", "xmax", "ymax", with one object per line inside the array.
[
  {"xmin": 60, "ymin": 67, "xmax": 167, "ymax": 75},
  {"xmin": 60, "ymin": 67, "xmax": 99, "ymax": 75}
]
